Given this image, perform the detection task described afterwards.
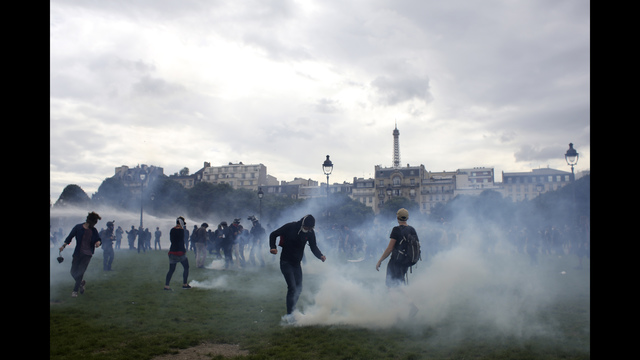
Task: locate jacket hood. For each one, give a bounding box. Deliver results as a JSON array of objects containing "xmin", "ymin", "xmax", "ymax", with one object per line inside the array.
[{"xmin": 298, "ymin": 214, "xmax": 315, "ymax": 234}]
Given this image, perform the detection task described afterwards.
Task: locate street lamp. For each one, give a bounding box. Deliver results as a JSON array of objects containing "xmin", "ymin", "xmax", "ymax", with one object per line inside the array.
[
  {"xmin": 564, "ymin": 143, "xmax": 579, "ymax": 226},
  {"xmin": 322, "ymin": 155, "xmax": 333, "ymax": 218},
  {"xmin": 139, "ymin": 170, "xmax": 147, "ymax": 229},
  {"xmin": 565, "ymin": 143, "xmax": 579, "ymax": 181},
  {"xmin": 257, "ymin": 187, "xmax": 264, "ymax": 220},
  {"xmin": 322, "ymin": 155, "xmax": 333, "ymax": 196}
]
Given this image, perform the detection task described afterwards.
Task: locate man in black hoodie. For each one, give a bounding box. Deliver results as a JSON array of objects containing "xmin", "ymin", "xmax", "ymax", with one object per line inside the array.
[{"xmin": 269, "ymin": 214, "xmax": 326, "ymax": 322}]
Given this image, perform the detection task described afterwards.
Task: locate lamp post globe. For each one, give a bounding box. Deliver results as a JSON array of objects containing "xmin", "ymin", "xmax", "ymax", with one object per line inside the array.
[{"xmin": 564, "ymin": 143, "xmax": 579, "ymax": 180}]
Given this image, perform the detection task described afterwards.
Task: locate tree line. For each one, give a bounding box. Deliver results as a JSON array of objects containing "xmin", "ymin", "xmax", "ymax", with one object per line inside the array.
[{"xmin": 52, "ymin": 174, "xmax": 590, "ymax": 230}]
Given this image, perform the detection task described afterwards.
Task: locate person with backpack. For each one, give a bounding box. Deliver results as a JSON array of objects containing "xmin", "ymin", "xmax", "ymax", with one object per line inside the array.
[{"xmin": 375, "ymin": 208, "xmax": 420, "ymax": 287}]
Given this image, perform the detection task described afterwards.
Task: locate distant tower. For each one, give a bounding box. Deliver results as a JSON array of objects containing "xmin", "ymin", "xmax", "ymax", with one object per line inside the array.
[{"xmin": 393, "ymin": 122, "xmax": 400, "ymax": 168}]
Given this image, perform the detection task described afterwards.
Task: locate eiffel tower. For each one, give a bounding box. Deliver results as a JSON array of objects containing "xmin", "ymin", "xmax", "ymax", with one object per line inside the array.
[{"xmin": 393, "ymin": 122, "xmax": 400, "ymax": 168}]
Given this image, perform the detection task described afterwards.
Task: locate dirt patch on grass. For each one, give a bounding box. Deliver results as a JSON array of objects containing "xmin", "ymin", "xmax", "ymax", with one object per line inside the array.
[{"xmin": 152, "ymin": 343, "xmax": 249, "ymax": 359}]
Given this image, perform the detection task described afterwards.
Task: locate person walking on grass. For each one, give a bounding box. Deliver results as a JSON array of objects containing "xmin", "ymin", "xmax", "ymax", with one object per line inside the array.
[
  {"xmin": 269, "ymin": 214, "xmax": 326, "ymax": 324},
  {"xmin": 154, "ymin": 227, "xmax": 162, "ymax": 250},
  {"xmin": 59, "ymin": 211, "xmax": 103, "ymax": 298},
  {"xmin": 194, "ymin": 222, "xmax": 209, "ymax": 268},
  {"xmin": 164, "ymin": 217, "xmax": 192, "ymax": 291},
  {"xmin": 375, "ymin": 208, "xmax": 419, "ymax": 317},
  {"xmin": 99, "ymin": 221, "xmax": 115, "ymax": 271}
]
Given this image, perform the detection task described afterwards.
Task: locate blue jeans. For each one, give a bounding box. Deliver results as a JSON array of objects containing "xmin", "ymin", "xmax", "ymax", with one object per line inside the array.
[{"xmin": 280, "ymin": 260, "xmax": 303, "ymax": 314}]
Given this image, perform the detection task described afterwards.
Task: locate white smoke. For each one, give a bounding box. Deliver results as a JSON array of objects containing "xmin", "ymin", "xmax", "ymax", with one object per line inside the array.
[{"xmin": 50, "ymin": 200, "xmax": 588, "ymax": 345}]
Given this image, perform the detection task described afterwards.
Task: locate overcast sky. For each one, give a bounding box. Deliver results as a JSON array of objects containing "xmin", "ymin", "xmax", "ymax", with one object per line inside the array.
[{"xmin": 50, "ymin": 0, "xmax": 590, "ymax": 203}]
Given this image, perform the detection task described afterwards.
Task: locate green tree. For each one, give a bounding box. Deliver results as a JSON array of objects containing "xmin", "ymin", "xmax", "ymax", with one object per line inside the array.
[
  {"xmin": 259, "ymin": 193, "xmax": 305, "ymax": 225},
  {"xmin": 379, "ymin": 196, "xmax": 419, "ymax": 221},
  {"xmin": 93, "ymin": 177, "xmax": 130, "ymax": 209},
  {"xmin": 326, "ymin": 193, "xmax": 374, "ymax": 227},
  {"xmin": 55, "ymin": 184, "xmax": 91, "ymax": 208},
  {"xmin": 186, "ymin": 182, "xmax": 233, "ymax": 219},
  {"xmin": 149, "ymin": 176, "xmax": 189, "ymax": 216}
]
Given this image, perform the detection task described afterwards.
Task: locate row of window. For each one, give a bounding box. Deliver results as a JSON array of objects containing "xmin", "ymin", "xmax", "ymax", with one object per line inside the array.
[
  {"xmin": 206, "ymin": 166, "xmax": 262, "ymax": 173},
  {"xmin": 204, "ymin": 172, "xmax": 257, "ymax": 181},
  {"xmin": 506, "ymin": 183, "xmax": 562, "ymax": 192},
  {"xmin": 505, "ymin": 175, "xmax": 570, "ymax": 184},
  {"xmin": 377, "ymin": 177, "xmax": 418, "ymax": 186}
]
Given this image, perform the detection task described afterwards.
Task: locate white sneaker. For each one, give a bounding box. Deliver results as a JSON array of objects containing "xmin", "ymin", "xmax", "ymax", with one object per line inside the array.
[{"xmin": 71, "ymin": 291, "xmax": 78, "ymax": 298}]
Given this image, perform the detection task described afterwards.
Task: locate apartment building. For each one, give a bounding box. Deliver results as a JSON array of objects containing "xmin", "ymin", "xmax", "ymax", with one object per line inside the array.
[{"xmin": 501, "ymin": 167, "xmax": 573, "ymax": 202}]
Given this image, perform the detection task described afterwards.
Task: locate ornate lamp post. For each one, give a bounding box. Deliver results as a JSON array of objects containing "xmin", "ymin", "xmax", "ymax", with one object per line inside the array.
[
  {"xmin": 322, "ymin": 155, "xmax": 333, "ymax": 218},
  {"xmin": 139, "ymin": 170, "xmax": 147, "ymax": 229},
  {"xmin": 564, "ymin": 143, "xmax": 579, "ymax": 181},
  {"xmin": 257, "ymin": 187, "xmax": 264, "ymax": 220},
  {"xmin": 322, "ymin": 155, "xmax": 333, "ymax": 197},
  {"xmin": 564, "ymin": 143, "xmax": 579, "ymax": 226}
]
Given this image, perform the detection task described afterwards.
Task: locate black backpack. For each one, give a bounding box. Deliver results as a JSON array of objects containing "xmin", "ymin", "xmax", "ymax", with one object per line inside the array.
[{"xmin": 394, "ymin": 225, "xmax": 421, "ymax": 267}]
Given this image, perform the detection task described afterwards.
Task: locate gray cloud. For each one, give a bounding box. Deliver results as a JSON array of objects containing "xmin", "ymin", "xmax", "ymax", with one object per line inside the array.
[
  {"xmin": 371, "ymin": 75, "xmax": 433, "ymax": 106},
  {"xmin": 49, "ymin": 0, "xmax": 590, "ymax": 201}
]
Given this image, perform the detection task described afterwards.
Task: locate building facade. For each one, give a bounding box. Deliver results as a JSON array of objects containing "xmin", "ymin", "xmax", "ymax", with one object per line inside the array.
[
  {"xmin": 352, "ymin": 177, "xmax": 377, "ymax": 212},
  {"xmin": 501, "ymin": 167, "xmax": 573, "ymax": 202},
  {"xmin": 420, "ymin": 171, "xmax": 456, "ymax": 214},
  {"xmin": 158, "ymin": 126, "xmax": 584, "ymax": 214},
  {"xmin": 168, "ymin": 162, "xmax": 273, "ymax": 191},
  {"xmin": 374, "ymin": 164, "xmax": 427, "ymax": 212},
  {"xmin": 201, "ymin": 162, "xmax": 268, "ymax": 191}
]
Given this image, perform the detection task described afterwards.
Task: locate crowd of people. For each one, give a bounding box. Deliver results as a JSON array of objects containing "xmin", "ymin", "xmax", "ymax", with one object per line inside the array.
[
  {"xmin": 180, "ymin": 215, "xmax": 269, "ymax": 269},
  {"xmin": 52, "ymin": 214, "xmax": 590, "ymax": 275},
  {"xmin": 51, "ymin": 209, "xmax": 590, "ymax": 321},
  {"xmin": 51, "ymin": 215, "xmax": 273, "ymax": 272}
]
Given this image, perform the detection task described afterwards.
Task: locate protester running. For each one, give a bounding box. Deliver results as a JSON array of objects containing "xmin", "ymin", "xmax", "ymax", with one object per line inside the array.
[
  {"xmin": 269, "ymin": 214, "xmax": 326, "ymax": 324},
  {"xmin": 59, "ymin": 211, "xmax": 103, "ymax": 297}
]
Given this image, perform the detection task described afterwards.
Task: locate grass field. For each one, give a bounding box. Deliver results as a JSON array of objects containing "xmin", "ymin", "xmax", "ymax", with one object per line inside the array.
[{"xmin": 50, "ymin": 246, "xmax": 590, "ymax": 360}]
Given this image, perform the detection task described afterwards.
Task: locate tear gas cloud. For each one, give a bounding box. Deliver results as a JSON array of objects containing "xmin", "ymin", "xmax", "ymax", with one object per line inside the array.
[{"xmin": 50, "ymin": 195, "xmax": 589, "ymax": 345}]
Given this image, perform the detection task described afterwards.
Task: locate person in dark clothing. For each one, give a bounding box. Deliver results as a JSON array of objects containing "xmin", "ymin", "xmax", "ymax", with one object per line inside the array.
[
  {"xmin": 219, "ymin": 221, "xmax": 234, "ymax": 269},
  {"xmin": 144, "ymin": 228, "xmax": 152, "ymax": 250},
  {"xmin": 269, "ymin": 214, "xmax": 326, "ymax": 322},
  {"xmin": 115, "ymin": 226, "xmax": 123, "ymax": 250},
  {"xmin": 376, "ymin": 208, "xmax": 417, "ymax": 287},
  {"xmin": 99, "ymin": 221, "xmax": 116, "ymax": 271},
  {"xmin": 212, "ymin": 223, "xmax": 225, "ymax": 259},
  {"xmin": 248, "ymin": 216, "xmax": 266, "ymax": 267},
  {"xmin": 59, "ymin": 211, "xmax": 103, "ymax": 297},
  {"xmin": 194, "ymin": 223, "xmax": 209, "ymax": 268},
  {"xmin": 126, "ymin": 226, "xmax": 137, "ymax": 250},
  {"xmin": 375, "ymin": 208, "xmax": 419, "ymax": 318},
  {"xmin": 137, "ymin": 226, "xmax": 146, "ymax": 253},
  {"xmin": 154, "ymin": 227, "xmax": 162, "ymax": 250},
  {"xmin": 164, "ymin": 216, "xmax": 191, "ymax": 290},
  {"xmin": 229, "ymin": 219, "xmax": 244, "ymax": 268},
  {"xmin": 189, "ymin": 225, "xmax": 198, "ymax": 253}
]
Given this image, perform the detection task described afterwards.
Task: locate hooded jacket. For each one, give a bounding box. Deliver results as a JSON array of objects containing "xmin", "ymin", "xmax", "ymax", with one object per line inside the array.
[{"xmin": 269, "ymin": 215, "xmax": 324, "ymax": 263}]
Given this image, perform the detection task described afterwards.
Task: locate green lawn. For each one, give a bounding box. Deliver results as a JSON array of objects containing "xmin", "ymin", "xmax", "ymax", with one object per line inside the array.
[{"xmin": 50, "ymin": 248, "xmax": 589, "ymax": 360}]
